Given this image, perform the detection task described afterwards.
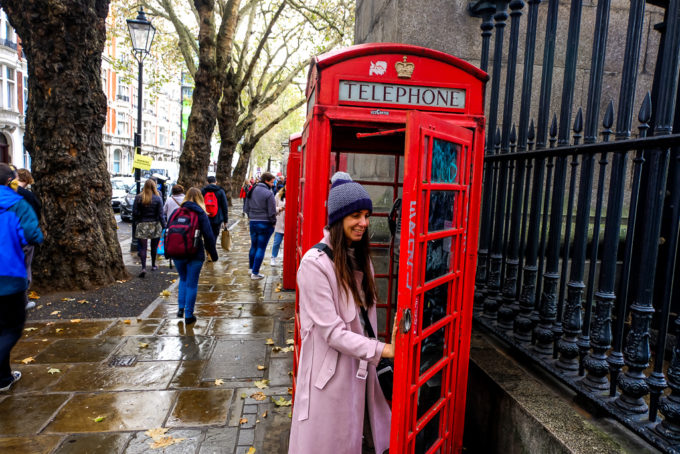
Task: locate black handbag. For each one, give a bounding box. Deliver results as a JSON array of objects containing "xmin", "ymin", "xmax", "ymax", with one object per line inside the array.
[{"xmin": 312, "ymin": 243, "xmax": 394, "ymax": 400}]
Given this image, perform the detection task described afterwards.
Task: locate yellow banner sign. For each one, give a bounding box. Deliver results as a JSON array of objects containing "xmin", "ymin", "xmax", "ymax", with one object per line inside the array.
[{"xmin": 132, "ymin": 153, "xmax": 153, "ymax": 171}]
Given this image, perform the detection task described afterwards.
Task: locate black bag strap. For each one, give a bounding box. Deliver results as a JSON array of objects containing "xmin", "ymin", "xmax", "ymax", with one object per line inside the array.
[{"xmin": 312, "ymin": 243, "xmax": 378, "ymax": 339}]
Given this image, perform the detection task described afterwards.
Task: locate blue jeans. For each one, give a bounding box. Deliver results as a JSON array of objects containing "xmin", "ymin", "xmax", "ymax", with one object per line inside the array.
[
  {"xmin": 272, "ymin": 232, "xmax": 284, "ymax": 258},
  {"xmin": 0, "ymin": 292, "xmax": 25, "ymax": 386},
  {"xmin": 174, "ymin": 259, "xmax": 203, "ymax": 318},
  {"xmin": 249, "ymin": 221, "xmax": 274, "ymax": 274}
]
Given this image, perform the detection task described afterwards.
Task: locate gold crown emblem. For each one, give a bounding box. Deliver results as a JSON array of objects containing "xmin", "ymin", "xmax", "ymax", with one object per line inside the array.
[{"xmin": 395, "ymin": 56, "xmax": 415, "ymax": 79}]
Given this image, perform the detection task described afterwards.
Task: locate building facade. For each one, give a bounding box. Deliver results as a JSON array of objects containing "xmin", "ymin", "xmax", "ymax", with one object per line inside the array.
[{"xmin": 0, "ymin": 9, "xmax": 27, "ymax": 168}]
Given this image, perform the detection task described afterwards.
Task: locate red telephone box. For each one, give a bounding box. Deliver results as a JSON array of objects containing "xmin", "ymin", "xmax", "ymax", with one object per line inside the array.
[
  {"xmin": 293, "ymin": 43, "xmax": 487, "ymax": 453},
  {"xmin": 283, "ymin": 132, "xmax": 302, "ymax": 291}
]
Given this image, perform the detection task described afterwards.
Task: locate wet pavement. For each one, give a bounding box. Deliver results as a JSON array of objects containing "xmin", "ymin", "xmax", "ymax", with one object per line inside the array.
[{"xmin": 0, "ymin": 207, "xmax": 295, "ymax": 453}]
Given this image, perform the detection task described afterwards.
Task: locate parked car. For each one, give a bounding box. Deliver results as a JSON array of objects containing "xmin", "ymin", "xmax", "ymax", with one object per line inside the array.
[
  {"xmin": 110, "ymin": 178, "xmax": 132, "ymax": 211},
  {"xmin": 120, "ymin": 185, "xmax": 137, "ymax": 222}
]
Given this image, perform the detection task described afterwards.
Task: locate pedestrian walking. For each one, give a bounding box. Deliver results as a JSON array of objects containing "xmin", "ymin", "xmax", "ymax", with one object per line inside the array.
[
  {"xmin": 270, "ymin": 185, "xmax": 285, "ymax": 267},
  {"xmin": 289, "ymin": 171, "xmax": 397, "ymax": 454},
  {"xmin": 0, "ymin": 163, "xmax": 43, "ymax": 392},
  {"xmin": 15, "ymin": 168, "xmax": 41, "ymax": 310},
  {"xmin": 243, "ymin": 172, "xmax": 276, "ymax": 280},
  {"xmin": 201, "ymin": 176, "xmax": 229, "ymax": 242},
  {"xmin": 163, "ymin": 184, "xmax": 185, "ymax": 223},
  {"xmin": 239, "ymin": 179, "xmax": 249, "ymax": 200},
  {"xmin": 166, "ymin": 187, "xmax": 218, "ymax": 325},
  {"xmin": 132, "ymin": 178, "xmax": 165, "ymax": 277}
]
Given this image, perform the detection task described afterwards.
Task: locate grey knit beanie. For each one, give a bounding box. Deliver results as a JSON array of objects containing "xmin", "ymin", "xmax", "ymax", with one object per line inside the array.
[{"xmin": 327, "ymin": 171, "xmax": 373, "ymax": 225}]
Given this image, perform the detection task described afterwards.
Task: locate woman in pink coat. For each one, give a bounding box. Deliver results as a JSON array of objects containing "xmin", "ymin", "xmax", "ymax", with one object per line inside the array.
[{"xmin": 289, "ymin": 172, "xmax": 397, "ymax": 454}]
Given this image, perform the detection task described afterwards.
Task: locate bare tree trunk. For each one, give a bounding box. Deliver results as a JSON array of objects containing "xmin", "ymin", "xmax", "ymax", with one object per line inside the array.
[
  {"xmin": 232, "ymin": 141, "xmax": 255, "ymax": 196},
  {"xmin": 1, "ymin": 0, "xmax": 128, "ymax": 291},
  {"xmin": 177, "ymin": 0, "xmax": 221, "ymax": 190},
  {"xmin": 215, "ymin": 77, "xmax": 239, "ymax": 202}
]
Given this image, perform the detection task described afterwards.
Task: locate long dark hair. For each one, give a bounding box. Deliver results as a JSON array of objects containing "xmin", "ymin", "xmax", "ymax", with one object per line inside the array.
[{"xmin": 328, "ymin": 220, "xmax": 378, "ymax": 308}]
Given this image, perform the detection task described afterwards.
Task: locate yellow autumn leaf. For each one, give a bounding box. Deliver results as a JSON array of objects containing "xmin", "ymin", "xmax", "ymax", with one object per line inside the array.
[
  {"xmin": 286, "ymin": 339, "xmax": 294, "ymax": 345},
  {"xmin": 241, "ymin": 393, "xmax": 247, "ymax": 399},
  {"xmin": 257, "ymin": 365, "xmax": 266, "ymax": 370},
  {"xmin": 239, "ymin": 417, "xmax": 248, "ymax": 425},
  {"xmin": 61, "ymin": 298, "xmax": 75, "ymax": 302},
  {"xmin": 47, "ymin": 368, "xmax": 61, "ymax": 374},
  {"xmin": 262, "ymin": 410, "xmax": 268, "ymax": 418},
  {"xmin": 215, "ymin": 379, "xmax": 224, "ymax": 386},
  {"xmin": 145, "ymin": 427, "xmax": 169, "ymax": 439},
  {"xmin": 250, "ymin": 391, "xmax": 267, "ymax": 401},
  {"xmin": 28, "ymin": 291, "xmax": 40, "ymax": 299},
  {"xmin": 272, "ymin": 396, "xmax": 293, "ymax": 407},
  {"xmin": 274, "ymin": 288, "xmax": 281, "ymax": 293},
  {"xmin": 77, "ymin": 299, "xmax": 88, "ymax": 304},
  {"xmin": 265, "ymin": 338, "xmax": 275, "ymax": 345},
  {"xmin": 50, "ymin": 311, "xmax": 61, "ymax": 315},
  {"xmin": 24, "ymin": 327, "xmax": 38, "ymax": 332},
  {"xmin": 123, "ymin": 319, "xmax": 131, "ymax": 324},
  {"xmin": 281, "ymin": 346, "xmax": 294, "ymax": 353},
  {"xmin": 138, "ymin": 342, "xmax": 149, "ymax": 349},
  {"xmin": 150, "ymin": 436, "xmax": 186, "ymax": 449},
  {"xmin": 70, "ymin": 319, "xmax": 81, "ymax": 323},
  {"xmin": 254, "ymin": 379, "xmax": 269, "ymax": 389},
  {"xmin": 21, "ymin": 357, "xmax": 34, "ymax": 364},
  {"xmin": 55, "ymin": 328, "xmax": 64, "ymax": 333},
  {"xmin": 160, "ymin": 290, "xmax": 171, "ymax": 297},
  {"xmin": 247, "ymin": 447, "xmax": 256, "ymax": 454},
  {"xmin": 171, "ymin": 279, "xmax": 176, "ymax": 283},
  {"xmin": 93, "ymin": 415, "xmax": 105, "ymax": 422}
]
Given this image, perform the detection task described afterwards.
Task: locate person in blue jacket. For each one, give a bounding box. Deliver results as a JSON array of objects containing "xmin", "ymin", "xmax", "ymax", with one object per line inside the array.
[
  {"xmin": 0, "ymin": 163, "xmax": 43, "ymax": 392},
  {"xmin": 173, "ymin": 187, "xmax": 218, "ymax": 325}
]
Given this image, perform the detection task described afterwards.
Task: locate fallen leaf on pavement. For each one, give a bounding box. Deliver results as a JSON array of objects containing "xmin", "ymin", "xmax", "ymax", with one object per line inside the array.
[
  {"xmin": 77, "ymin": 299, "xmax": 88, "ymax": 304},
  {"xmin": 21, "ymin": 357, "xmax": 34, "ymax": 364},
  {"xmin": 145, "ymin": 428, "xmax": 169, "ymax": 439},
  {"xmin": 257, "ymin": 365, "xmax": 266, "ymax": 370},
  {"xmin": 160, "ymin": 290, "xmax": 171, "ymax": 297},
  {"xmin": 272, "ymin": 346, "xmax": 281, "ymax": 353},
  {"xmin": 279, "ymin": 307, "xmax": 286, "ymax": 310},
  {"xmin": 55, "ymin": 328, "xmax": 64, "ymax": 333},
  {"xmin": 93, "ymin": 415, "xmax": 105, "ymax": 422},
  {"xmin": 241, "ymin": 393, "xmax": 247, "ymax": 399},
  {"xmin": 138, "ymin": 342, "xmax": 149, "ymax": 349},
  {"xmin": 215, "ymin": 379, "xmax": 224, "ymax": 386},
  {"xmin": 28, "ymin": 291, "xmax": 40, "ymax": 299},
  {"xmin": 262, "ymin": 410, "xmax": 268, "ymax": 418},
  {"xmin": 123, "ymin": 319, "xmax": 131, "ymax": 324},
  {"xmin": 50, "ymin": 311, "xmax": 61, "ymax": 315},
  {"xmin": 239, "ymin": 418, "xmax": 248, "ymax": 425},
  {"xmin": 47, "ymin": 368, "xmax": 61, "ymax": 374},
  {"xmin": 171, "ymin": 279, "xmax": 176, "ymax": 283},
  {"xmin": 265, "ymin": 338, "xmax": 275, "ymax": 345},
  {"xmin": 272, "ymin": 396, "xmax": 292, "ymax": 407},
  {"xmin": 288, "ymin": 387, "xmax": 293, "ymax": 395},
  {"xmin": 247, "ymin": 447, "xmax": 256, "ymax": 454},
  {"xmin": 145, "ymin": 427, "xmax": 186, "ymax": 449},
  {"xmin": 274, "ymin": 288, "xmax": 281, "ymax": 293},
  {"xmin": 251, "ymin": 391, "xmax": 267, "ymax": 401},
  {"xmin": 286, "ymin": 339, "xmax": 294, "ymax": 345},
  {"xmin": 61, "ymin": 298, "xmax": 75, "ymax": 302},
  {"xmin": 254, "ymin": 379, "xmax": 269, "ymax": 389},
  {"xmin": 281, "ymin": 346, "xmax": 294, "ymax": 353},
  {"xmin": 70, "ymin": 319, "xmax": 81, "ymax": 323},
  {"xmin": 24, "ymin": 327, "xmax": 37, "ymax": 332}
]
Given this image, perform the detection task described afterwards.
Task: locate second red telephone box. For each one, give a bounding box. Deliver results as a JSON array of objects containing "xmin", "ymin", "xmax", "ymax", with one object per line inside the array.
[{"xmin": 293, "ymin": 43, "xmax": 487, "ymax": 453}]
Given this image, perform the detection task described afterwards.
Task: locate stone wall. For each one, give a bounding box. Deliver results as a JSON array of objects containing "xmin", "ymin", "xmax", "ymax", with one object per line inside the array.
[{"xmin": 355, "ymin": 0, "xmax": 665, "ymax": 137}]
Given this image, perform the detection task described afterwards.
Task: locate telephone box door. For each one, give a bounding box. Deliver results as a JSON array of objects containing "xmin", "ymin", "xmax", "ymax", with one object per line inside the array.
[{"xmin": 391, "ymin": 112, "xmax": 476, "ymax": 453}]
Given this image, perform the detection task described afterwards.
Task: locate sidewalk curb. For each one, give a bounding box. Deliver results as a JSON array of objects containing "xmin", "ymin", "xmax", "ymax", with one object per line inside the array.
[{"xmin": 139, "ymin": 280, "xmax": 179, "ymax": 319}]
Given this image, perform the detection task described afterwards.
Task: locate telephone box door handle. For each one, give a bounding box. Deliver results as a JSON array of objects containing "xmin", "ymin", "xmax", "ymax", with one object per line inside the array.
[{"xmin": 400, "ymin": 309, "xmax": 412, "ymax": 333}]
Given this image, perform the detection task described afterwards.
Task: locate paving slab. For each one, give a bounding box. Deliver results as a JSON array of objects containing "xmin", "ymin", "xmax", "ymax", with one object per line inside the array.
[
  {"xmin": 10, "ymin": 364, "xmax": 73, "ymax": 393},
  {"xmin": 32, "ymin": 338, "xmax": 122, "ymax": 363},
  {"xmin": 199, "ymin": 427, "xmax": 238, "ymax": 454},
  {"xmin": 0, "ymin": 394, "xmax": 70, "ymax": 434},
  {"xmin": 125, "ymin": 429, "xmax": 201, "ymax": 454},
  {"xmin": 210, "ymin": 318, "xmax": 274, "ymax": 336},
  {"xmin": 103, "ymin": 319, "xmax": 163, "ymax": 336},
  {"xmin": 114, "ymin": 336, "xmax": 214, "ymax": 361},
  {"xmin": 169, "ymin": 360, "xmax": 207, "ymax": 389},
  {"xmin": 203, "ymin": 340, "xmax": 267, "ymax": 380},
  {"xmin": 54, "ymin": 433, "xmax": 131, "ymax": 454},
  {"xmin": 45, "ymin": 391, "xmax": 176, "ymax": 433},
  {"xmin": 158, "ymin": 318, "xmax": 213, "ymax": 336},
  {"xmin": 0, "ymin": 435, "xmax": 63, "ymax": 454},
  {"xmin": 167, "ymin": 389, "xmax": 234, "ymax": 427},
  {"xmin": 51, "ymin": 361, "xmax": 178, "ymax": 392}
]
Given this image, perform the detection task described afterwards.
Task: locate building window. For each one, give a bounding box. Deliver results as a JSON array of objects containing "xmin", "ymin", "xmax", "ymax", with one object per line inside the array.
[
  {"xmin": 159, "ymin": 127, "xmax": 166, "ymax": 147},
  {"xmin": 116, "ymin": 112, "xmax": 128, "ymax": 136},
  {"xmin": 113, "ymin": 149, "xmax": 121, "ymax": 174},
  {"xmin": 6, "ymin": 67, "xmax": 14, "ymax": 110},
  {"xmin": 23, "ymin": 75, "xmax": 27, "ymax": 113},
  {"xmin": 23, "ymin": 144, "xmax": 30, "ymax": 168},
  {"xmin": 143, "ymin": 120, "xmax": 153, "ymax": 143}
]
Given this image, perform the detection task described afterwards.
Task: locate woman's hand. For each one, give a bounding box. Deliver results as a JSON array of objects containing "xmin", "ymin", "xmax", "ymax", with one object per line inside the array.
[{"xmin": 381, "ymin": 316, "xmax": 399, "ymax": 359}]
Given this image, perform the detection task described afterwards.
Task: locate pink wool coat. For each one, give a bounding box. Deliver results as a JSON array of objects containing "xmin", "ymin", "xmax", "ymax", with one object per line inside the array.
[{"xmin": 289, "ymin": 232, "xmax": 391, "ymax": 454}]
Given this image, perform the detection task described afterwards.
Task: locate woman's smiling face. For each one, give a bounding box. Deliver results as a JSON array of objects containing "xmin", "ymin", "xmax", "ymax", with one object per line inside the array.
[{"xmin": 343, "ymin": 210, "xmax": 370, "ymax": 243}]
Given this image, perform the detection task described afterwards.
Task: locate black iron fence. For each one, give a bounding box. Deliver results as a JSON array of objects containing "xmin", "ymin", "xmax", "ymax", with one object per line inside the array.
[{"xmin": 469, "ymin": 0, "xmax": 680, "ymax": 451}]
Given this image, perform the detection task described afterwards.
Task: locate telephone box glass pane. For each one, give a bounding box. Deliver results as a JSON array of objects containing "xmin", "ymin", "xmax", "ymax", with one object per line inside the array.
[
  {"xmin": 370, "ymin": 216, "xmax": 391, "ymax": 243},
  {"xmin": 428, "ymin": 191, "xmax": 456, "ymax": 232},
  {"xmin": 365, "ymin": 185, "xmax": 397, "ymax": 212},
  {"xmin": 417, "ymin": 369, "xmax": 444, "ymax": 419},
  {"xmin": 425, "ymin": 237, "xmax": 452, "ymax": 282},
  {"xmin": 431, "ymin": 138, "xmax": 460, "ymax": 183},
  {"xmin": 420, "ymin": 326, "xmax": 445, "ymax": 375},
  {"xmin": 376, "ymin": 277, "xmax": 389, "ymax": 305},
  {"xmin": 422, "ymin": 283, "xmax": 449, "ymax": 330},
  {"xmin": 340, "ymin": 153, "xmax": 397, "ymax": 181},
  {"xmin": 415, "ymin": 411, "xmax": 441, "ymax": 454},
  {"xmin": 371, "ymin": 246, "xmax": 390, "ymax": 275}
]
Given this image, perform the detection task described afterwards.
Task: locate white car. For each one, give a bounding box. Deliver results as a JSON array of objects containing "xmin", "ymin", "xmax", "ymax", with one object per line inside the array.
[{"xmin": 111, "ymin": 177, "xmax": 134, "ymax": 211}]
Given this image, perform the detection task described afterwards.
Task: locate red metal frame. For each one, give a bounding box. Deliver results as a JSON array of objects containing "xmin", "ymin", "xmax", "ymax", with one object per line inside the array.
[
  {"xmin": 293, "ymin": 43, "xmax": 487, "ymax": 452},
  {"xmin": 283, "ymin": 132, "xmax": 301, "ymax": 291}
]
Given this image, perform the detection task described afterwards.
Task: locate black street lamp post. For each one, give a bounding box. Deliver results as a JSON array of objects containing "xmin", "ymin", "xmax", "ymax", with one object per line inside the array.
[{"xmin": 127, "ymin": 7, "xmax": 155, "ymax": 252}]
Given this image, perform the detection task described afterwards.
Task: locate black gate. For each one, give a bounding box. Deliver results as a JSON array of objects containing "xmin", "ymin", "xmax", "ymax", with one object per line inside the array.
[{"xmin": 469, "ymin": 0, "xmax": 680, "ymax": 450}]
